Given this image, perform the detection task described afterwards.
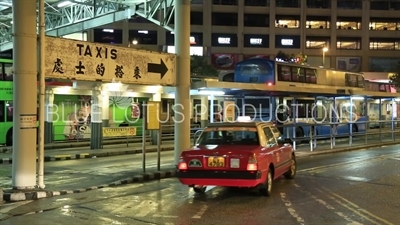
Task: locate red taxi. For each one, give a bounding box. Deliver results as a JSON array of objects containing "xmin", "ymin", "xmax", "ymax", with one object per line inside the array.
[{"xmin": 177, "ymin": 122, "xmax": 296, "ymax": 196}]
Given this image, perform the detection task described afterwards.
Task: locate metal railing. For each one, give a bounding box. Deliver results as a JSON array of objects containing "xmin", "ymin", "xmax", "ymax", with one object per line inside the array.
[{"xmin": 190, "ymin": 119, "xmax": 400, "ymax": 151}]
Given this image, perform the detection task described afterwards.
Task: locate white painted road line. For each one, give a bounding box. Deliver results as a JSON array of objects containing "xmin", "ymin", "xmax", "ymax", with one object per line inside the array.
[{"xmin": 280, "ymin": 192, "xmax": 305, "ymax": 225}]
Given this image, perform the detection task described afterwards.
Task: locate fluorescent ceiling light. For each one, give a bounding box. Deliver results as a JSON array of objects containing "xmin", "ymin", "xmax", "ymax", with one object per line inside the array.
[
  {"xmin": 57, "ymin": 1, "xmax": 72, "ymax": 8},
  {"xmin": 198, "ymin": 90, "xmax": 225, "ymax": 95},
  {"xmin": 102, "ymin": 29, "xmax": 114, "ymax": 33}
]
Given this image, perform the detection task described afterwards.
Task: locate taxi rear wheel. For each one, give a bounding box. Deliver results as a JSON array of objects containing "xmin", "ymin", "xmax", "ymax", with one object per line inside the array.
[
  {"xmin": 193, "ymin": 185, "xmax": 206, "ymax": 194},
  {"xmin": 284, "ymin": 157, "xmax": 297, "ymax": 179},
  {"xmin": 259, "ymin": 170, "xmax": 272, "ymax": 197}
]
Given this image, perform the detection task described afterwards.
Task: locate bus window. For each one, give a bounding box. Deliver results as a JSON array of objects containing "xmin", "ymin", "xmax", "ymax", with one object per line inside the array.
[
  {"xmin": 0, "ymin": 101, "xmax": 4, "ymax": 122},
  {"xmin": 291, "ymin": 67, "xmax": 305, "ymax": 82},
  {"xmin": 6, "ymin": 101, "xmax": 12, "ymax": 122},
  {"xmin": 357, "ymin": 75, "xmax": 365, "ymax": 88},
  {"xmin": 4, "ymin": 63, "xmax": 13, "ymax": 81},
  {"xmin": 278, "ymin": 65, "xmax": 291, "ymax": 81},
  {"xmin": 305, "ymin": 69, "xmax": 317, "ymax": 84}
]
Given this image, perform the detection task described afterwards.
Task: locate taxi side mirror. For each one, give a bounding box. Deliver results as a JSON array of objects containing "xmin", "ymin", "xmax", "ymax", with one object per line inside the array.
[{"xmin": 277, "ymin": 137, "xmax": 291, "ymax": 145}]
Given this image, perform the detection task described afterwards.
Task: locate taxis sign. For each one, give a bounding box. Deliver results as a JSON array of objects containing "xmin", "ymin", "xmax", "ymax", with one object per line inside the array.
[{"xmin": 102, "ymin": 127, "xmax": 137, "ymax": 137}]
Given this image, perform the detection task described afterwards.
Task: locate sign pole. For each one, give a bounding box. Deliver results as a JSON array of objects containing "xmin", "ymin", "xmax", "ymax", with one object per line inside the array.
[
  {"xmin": 38, "ymin": 0, "xmax": 46, "ymax": 189},
  {"xmin": 157, "ymin": 124, "xmax": 161, "ymax": 171},
  {"xmin": 142, "ymin": 102, "xmax": 147, "ymax": 173}
]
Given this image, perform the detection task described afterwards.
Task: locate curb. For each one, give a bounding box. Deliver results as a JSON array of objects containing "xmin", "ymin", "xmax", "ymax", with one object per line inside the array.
[
  {"xmin": 295, "ymin": 140, "xmax": 400, "ymax": 157},
  {"xmin": 0, "ymin": 146, "xmax": 175, "ymax": 164},
  {"xmin": 2, "ymin": 170, "xmax": 177, "ymax": 202}
]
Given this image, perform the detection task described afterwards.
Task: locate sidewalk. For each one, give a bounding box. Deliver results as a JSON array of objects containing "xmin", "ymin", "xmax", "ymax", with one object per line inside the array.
[{"xmin": 1, "ymin": 136, "xmax": 399, "ymax": 203}]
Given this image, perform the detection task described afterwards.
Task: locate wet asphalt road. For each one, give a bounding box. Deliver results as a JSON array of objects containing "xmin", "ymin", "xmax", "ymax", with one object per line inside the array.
[{"xmin": 0, "ymin": 146, "xmax": 399, "ymax": 225}]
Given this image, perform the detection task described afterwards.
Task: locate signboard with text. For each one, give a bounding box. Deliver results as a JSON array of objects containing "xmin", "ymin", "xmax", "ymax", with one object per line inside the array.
[{"xmin": 45, "ymin": 36, "xmax": 176, "ymax": 85}]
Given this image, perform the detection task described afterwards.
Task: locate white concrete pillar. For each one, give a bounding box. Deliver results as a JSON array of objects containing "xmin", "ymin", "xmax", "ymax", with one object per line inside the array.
[
  {"xmin": 174, "ymin": 0, "xmax": 191, "ymax": 166},
  {"xmin": 90, "ymin": 86, "xmax": 103, "ymax": 149},
  {"xmin": 200, "ymin": 96, "xmax": 209, "ymax": 127},
  {"xmin": 12, "ymin": 0, "xmax": 38, "ymax": 189},
  {"xmin": 102, "ymin": 91, "xmax": 109, "ymax": 127},
  {"xmin": 44, "ymin": 89, "xmax": 54, "ymax": 144}
]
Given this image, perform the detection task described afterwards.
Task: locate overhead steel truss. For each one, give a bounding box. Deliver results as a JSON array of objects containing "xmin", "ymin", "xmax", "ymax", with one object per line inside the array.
[{"xmin": 0, "ymin": 0, "xmax": 178, "ymax": 52}]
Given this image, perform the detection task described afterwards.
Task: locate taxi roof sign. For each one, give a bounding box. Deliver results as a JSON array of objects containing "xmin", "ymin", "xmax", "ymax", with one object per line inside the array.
[{"xmin": 237, "ymin": 116, "xmax": 252, "ymax": 122}]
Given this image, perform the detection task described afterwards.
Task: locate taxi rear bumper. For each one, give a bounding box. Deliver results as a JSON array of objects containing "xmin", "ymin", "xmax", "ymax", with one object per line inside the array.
[{"xmin": 177, "ymin": 170, "xmax": 263, "ymax": 188}]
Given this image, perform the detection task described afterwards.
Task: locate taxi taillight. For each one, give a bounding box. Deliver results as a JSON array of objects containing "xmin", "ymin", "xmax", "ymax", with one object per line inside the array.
[
  {"xmin": 178, "ymin": 157, "xmax": 188, "ymax": 170},
  {"xmin": 247, "ymin": 154, "xmax": 258, "ymax": 171}
]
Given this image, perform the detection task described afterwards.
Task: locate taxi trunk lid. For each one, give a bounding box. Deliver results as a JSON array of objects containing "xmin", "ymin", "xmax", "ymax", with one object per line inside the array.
[{"xmin": 182, "ymin": 145, "xmax": 259, "ymax": 171}]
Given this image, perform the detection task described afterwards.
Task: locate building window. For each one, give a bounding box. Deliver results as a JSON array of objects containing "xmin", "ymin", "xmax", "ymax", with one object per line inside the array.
[
  {"xmin": 244, "ymin": 14, "xmax": 269, "ymax": 27},
  {"xmin": 275, "ymin": 0, "xmax": 300, "ymax": 8},
  {"xmin": 212, "ymin": 33, "xmax": 238, "ymax": 47},
  {"xmin": 213, "ymin": 0, "xmax": 238, "ymax": 5},
  {"xmin": 306, "ymin": 0, "xmax": 330, "ymax": 8},
  {"xmin": 369, "ymin": 57, "xmax": 400, "ymax": 72},
  {"xmin": 275, "ymin": 15, "xmax": 300, "ymax": 28},
  {"xmin": 306, "ymin": 16, "xmax": 330, "ymax": 29},
  {"xmin": 370, "ymin": 0, "xmax": 400, "ymax": 10},
  {"xmin": 369, "ymin": 18, "xmax": 400, "ymax": 30},
  {"xmin": 337, "ymin": 17, "xmax": 362, "ymax": 30},
  {"xmin": 212, "ymin": 13, "xmax": 238, "ymax": 26},
  {"xmin": 306, "ymin": 37, "xmax": 330, "ymax": 49},
  {"xmin": 243, "ymin": 34, "xmax": 269, "ymax": 48},
  {"xmin": 369, "ymin": 38, "xmax": 400, "ymax": 50},
  {"xmin": 337, "ymin": 37, "xmax": 361, "ymax": 50},
  {"xmin": 94, "ymin": 29, "xmax": 123, "ymax": 44},
  {"xmin": 191, "ymin": 0, "xmax": 203, "ymax": 4},
  {"xmin": 166, "ymin": 32, "xmax": 203, "ymax": 46},
  {"xmin": 275, "ymin": 35, "xmax": 301, "ymax": 48},
  {"xmin": 191, "ymin": 11, "xmax": 203, "ymax": 25},
  {"xmin": 337, "ymin": 0, "xmax": 362, "ymax": 9},
  {"xmin": 129, "ymin": 30, "xmax": 158, "ymax": 45},
  {"xmin": 245, "ymin": 0, "xmax": 270, "ymax": 6}
]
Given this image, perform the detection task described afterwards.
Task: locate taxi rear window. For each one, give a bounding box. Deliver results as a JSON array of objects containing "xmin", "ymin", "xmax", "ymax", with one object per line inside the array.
[{"xmin": 198, "ymin": 127, "xmax": 259, "ymax": 145}]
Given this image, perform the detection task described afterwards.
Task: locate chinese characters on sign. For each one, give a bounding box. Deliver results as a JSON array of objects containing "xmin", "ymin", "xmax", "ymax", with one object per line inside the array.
[
  {"xmin": 76, "ymin": 61, "xmax": 85, "ymax": 75},
  {"xmin": 52, "ymin": 58, "xmax": 64, "ymax": 74},
  {"xmin": 45, "ymin": 36, "xmax": 176, "ymax": 85},
  {"xmin": 19, "ymin": 114, "xmax": 37, "ymax": 129},
  {"xmin": 96, "ymin": 63, "xmax": 105, "ymax": 76},
  {"xmin": 134, "ymin": 66, "xmax": 141, "ymax": 79},
  {"xmin": 115, "ymin": 65, "xmax": 124, "ymax": 78}
]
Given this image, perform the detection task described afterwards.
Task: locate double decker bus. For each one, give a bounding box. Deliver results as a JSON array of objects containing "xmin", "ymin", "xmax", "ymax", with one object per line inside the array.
[{"xmin": 231, "ymin": 58, "xmax": 399, "ymax": 139}]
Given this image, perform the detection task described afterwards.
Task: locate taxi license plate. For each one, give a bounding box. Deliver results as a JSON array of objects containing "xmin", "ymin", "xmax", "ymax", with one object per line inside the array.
[{"xmin": 208, "ymin": 157, "xmax": 225, "ymax": 167}]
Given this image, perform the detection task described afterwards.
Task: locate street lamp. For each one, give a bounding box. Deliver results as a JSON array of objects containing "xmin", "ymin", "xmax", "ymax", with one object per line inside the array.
[{"xmin": 322, "ymin": 47, "xmax": 328, "ymax": 67}]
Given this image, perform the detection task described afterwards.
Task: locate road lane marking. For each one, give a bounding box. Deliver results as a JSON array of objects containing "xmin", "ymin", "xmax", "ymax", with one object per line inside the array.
[
  {"xmin": 191, "ymin": 204, "xmax": 208, "ymax": 219},
  {"xmin": 135, "ymin": 200, "xmax": 153, "ymax": 217},
  {"xmin": 316, "ymin": 188, "xmax": 393, "ymax": 225},
  {"xmin": 298, "ymin": 153, "xmax": 400, "ymax": 173},
  {"xmin": 327, "ymin": 190, "xmax": 394, "ymax": 225},
  {"xmin": 294, "ymin": 184, "xmax": 362, "ymax": 225},
  {"xmin": 280, "ymin": 193, "xmax": 305, "ymax": 225}
]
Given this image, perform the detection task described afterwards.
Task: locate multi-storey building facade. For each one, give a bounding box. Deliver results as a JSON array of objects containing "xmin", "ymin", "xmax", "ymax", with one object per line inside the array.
[{"xmin": 72, "ymin": 0, "xmax": 400, "ymax": 75}]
